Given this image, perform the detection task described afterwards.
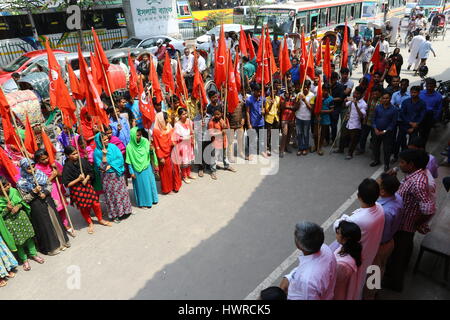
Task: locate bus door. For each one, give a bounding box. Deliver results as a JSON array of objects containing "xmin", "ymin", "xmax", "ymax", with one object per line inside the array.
[{"xmin": 296, "ymin": 13, "xmax": 308, "ymax": 33}]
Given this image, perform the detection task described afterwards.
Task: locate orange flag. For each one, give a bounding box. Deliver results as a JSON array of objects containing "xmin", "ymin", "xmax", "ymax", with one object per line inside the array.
[
  {"xmin": 2, "ymin": 117, "xmax": 21, "ymax": 150},
  {"xmin": 149, "ymin": 59, "xmax": 163, "ymax": 104},
  {"xmin": 67, "ymin": 63, "xmax": 82, "ymax": 100},
  {"xmin": 341, "ymin": 20, "xmax": 349, "ymax": 69},
  {"xmin": 306, "ymin": 46, "xmax": 315, "ymax": 80},
  {"xmin": 162, "ymin": 51, "xmax": 175, "ymax": 94},
  {"xmin": 137, "ymin": 79, "xmax": 155, "ymax": 129},
  {"xmin": 365, "ymin": 77, "xmax": 375, "ymax": 101},
  {"xmin": 247, "ymin": 33, "xmax": 256, "ymax": 60},
  {"xmin": 128, "ymin": 52, "xmax": 139, "ymax": 99},
  {"xmin": 388, "ymin": 64, "xmax": 398, "ymax": 77},
  {"xmin": 265, "ymin": 28, "xmax": 277, "ymax": 76},
  {"xmin": 24, "ymin": 114, "xmax": 38, "ymax": 154},
  {"xmin": 92, "ymin": 28, "xmax": 115, "ymax": 96},
  {"xmin": 323, "ymin": 39, "xmax": 332, "ymax": 81},
  {"xmin": 175, "ymin": 56, "xmax": 188, "ymax": 100},
  {"xmin": 41, "ymin": 129, "xmax": 56, "ymax": 165},
  {"xmin": 256, "ymin": 27, "xmax": 270, "ymax": 85},
  {"xmin": 0, "ymin": 146, "xmax": 19, "ymax": 183},
  {"xmin": 0, "ymin": 87, "xmax": 10, "ymax": 119},
  {"xmin": 280, "ymin": 37, "xmax": 292, "ymax": 77},
  {"xmin": 239, "ymin": 26, "xmax": 248, "ymax": 58},
  {"xmin": 316, "ymin": 41, "xmax": 322, "ymax": 65},
  {"xmin": 192, "ymin": 51, "xmax": 208, "ymax": 107},
  {"xmin": 77, "ymin": 45, "xmax": 88, "ymax": 98},
  {"xmin": 371, "ymin": 42, "xmax": 381, "ymax": 73},
  {"xmin": 314, "ymin": 77, "xmax": 323, "ymax": 115},
  {"xmin": 227, "ymin": 52, "xmax": 239, "ymax": 114},
  {"xmin": 215, "ymin": 25, "xmax": 228, "ymax": 89},
  {"xmin": 234, "ymin": 54, "xmax": 241, "ymax": 93},
  {"xmin": 90, "ymin": 52, "xmax": 104, "ymax": 94},
  {"xmin": 91, "ymin": 28, "xmax": 110, "ymax": 69}
]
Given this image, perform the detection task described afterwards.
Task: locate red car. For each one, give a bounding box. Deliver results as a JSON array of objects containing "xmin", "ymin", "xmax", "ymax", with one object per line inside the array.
[{"xmin": 0, "ymin": 49, "xmax": 68, "ymax": 85}]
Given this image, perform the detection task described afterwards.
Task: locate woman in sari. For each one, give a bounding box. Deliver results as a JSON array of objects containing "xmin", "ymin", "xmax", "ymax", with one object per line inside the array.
[
  {"xmin": 17, "ymin": 158, "xmax": 70, "ymax": 256},
  {"xmin": 93, "ymin": 133, "xmax": 132, "ymax": 222},
  {"xmin": 34, "ymin": 149, "xmax": 75, "ymax": 237},
  {"xmin": 0, "ymin": 176, "xmax": 44, "ymax": 271},
  {"xmin": 126, "ymin": 128, "xmax": 159, "ymax": 208},
  {"xmin": 174, "ymin": 108, "xmax": 195, "ymax": 184},
  {"xmin": 62, "ymin": 146, "xmax": 112, "ymax": 234},
  {"xmin": 153, "ymin": 112, "xmax": 182, "ymax": 194}
]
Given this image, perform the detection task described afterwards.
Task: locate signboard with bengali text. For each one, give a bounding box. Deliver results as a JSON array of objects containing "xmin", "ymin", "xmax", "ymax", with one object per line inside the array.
[{"xmin": 129, "ymin": 0, "xmax": 179, "ymax": 37}]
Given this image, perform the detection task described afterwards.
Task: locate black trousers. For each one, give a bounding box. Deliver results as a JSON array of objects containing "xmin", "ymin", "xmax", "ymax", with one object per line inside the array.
[
  {"xmin": 419, "ymin": 111, "xmax": 435, "ymax": 146},
  {"xmin": 339, "ymin": 128, "xmax": 361, "ymax": 156},
  {"xmin": 372, "ymin": 131, "xmax": 394, "ymax": 165},
  {"xmin": 384, "ymin": 231, "xmax": 415, "ymax": 291},
  {"xmin": 359, "ymin": 124, "xmax": 373, "ymax": 152}
]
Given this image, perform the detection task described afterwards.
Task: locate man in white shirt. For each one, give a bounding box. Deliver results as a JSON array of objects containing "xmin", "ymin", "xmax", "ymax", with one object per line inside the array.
[
  {"xmin": 333, "ymin": 178, "xmax": 385, "ymax": 299},
  {"xmin": 379, "ymin": 34, "xmax": 390, "ymax": 56},
  {"xmin": 416, "ymin": 35, "xmax": 436, "ymax": 75},
  {"xmin": 286, "ymin": 34, "xmax": 294, "ymax": 56},
  {"xmin": 334, "ymin": 86, "xmax": 367, "ymax": 160},
  {"xmin": 197, "ymin": 53, "xmax": 207, "ymax": 73},
  {"xmin": 357, "ymin": 39, "xmax": 375, "ymax": 74},
  {"xmin": 347, "ymin": 38, "xmax": 358, "ymax": 75},
  {"xmin": 295, "ymin": 80, "xmax": 314, "ymax": 155},
  {"xmin": 407, "ymin": 31, "xmax": 425, "ymax": 71},
  {"xmin": 280, "ymin": 221, "xmax": 337, "ymax": 300},
  {"xmin": 181, "ymin": 48, "xmax": 195, "ymax": 91},
  {"xmin": 414, "ymin": 13, "xmax": 427, "ymax": 32}
]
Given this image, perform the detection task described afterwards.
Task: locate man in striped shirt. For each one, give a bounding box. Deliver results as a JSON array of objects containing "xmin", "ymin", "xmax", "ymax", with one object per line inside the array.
[{"xmin": 384, "ymin": 149, "xmax": 436, "ymax": 292}]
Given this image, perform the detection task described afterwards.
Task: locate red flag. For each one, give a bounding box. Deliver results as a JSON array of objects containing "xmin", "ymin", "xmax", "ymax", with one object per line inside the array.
[
  {"xmin": 315, "ymin": 41, "xmax": 322, "ymax": 65},
  {"xmin": 314, "ymin": 78, "xmax": 323, "ymax": 115},
  {"xmin": 67, "ymin": 63, "xmax": 83, "ymax": 100},
  {"xmin": 299, "ymin": 31, "xmax": 307, "ymax": 84},
  {"xmin": 91, "ymin": 28, "xmax": 110, "ymax": 69},
  {"xmin": 77, "ymin": 45, "xmax": 89, "ymax": 98},
  {"xmin": 227, "ymin": 52, "xmax": 239, "ymax": 114},
  {"xmin": 128, "ymin": 52, "xmax": 139, "ymax": 99},
  {"xmin": 265, "ymin": 28, "xmax": 277, "ymax": 76},
  {"xmin": 364, "ymin": 77, "xmax": 375, "ymax": 101},
  {"xmin": 256, "ymin": 27, "xmax": 270, "ymax": 85},
  {"xmin": 306, "ymin": 46, "xmax": 315, "ymax": 80},
  {"xmin": 388, "ymin": 63, "xmax": 398, "ymax": 77},
  {"xmin": 371, "ymin": 42, "xmax": 380, "ymax": 73},
  {"xmin": 0, "ymin": 146, "xmax": 19, "ymax": 183},
  {"xmin": 247, "ymin": 33, "xmax": 256, "ymax": 60},
  {"xmin": 192, "ymin": 51, "xmax": 208, "ymax": 107},
  {"xmin": 90, "ymin": 52, "xmax": 104, "ymax": 94},
  {"xmin": 234, "ymin": 55, "xmax": 242, "ymax": 93},
  {"xmin": 24, "ymin": 114, "xmax": 38, "ymax": 154},
  {"xmin": 87, "ymin": 72, "xmax": 109, "ymax": 127},
  {"xmin": 0, "ymin": 87, "xmax": 10, "ymax": 119},
  {"xmin": 149, "ymin": 59, "xmax": 163, "ymax": 104},
  {"xmin": 45, "ymin": 38, "xmax": 77, "ymax": 126},
  {"xmin": 341, "ymin": 20, "xmax": 349, "ymax": 69},
  {"xmin": 41, "ymin": 129, "xmax": 56, "ymax": 165},
  {"xmin": 215, "ymin": 25, "xmax": 228, "ymax": 89},
  {"xmin": 162, "ymin": 51, "xmax": 175, "ymax": 94},
  {"xmin": 323, "ymin": 39, "xmax": 332, "ymax": 81},
  {"xmin": 239, "ymin": 26, "xmax": 248, "ymax": 58},
  {"xmin": 137, "ymin": 79, "xmax": 155, "ymax": 129},
  {"xmin": 2, "ymin": 117, "xmax": 21, "ymax": 150},
  {"xmin": 92, "ymin": 28, "xmax": 116, "ymax": 96},
  {"xmin": 280, "ymin": 37, "xmax": 292, "ymax": 77},
  {"xmin": 176, "ymin": 56, "xmax": 188, "ymax": 100}
]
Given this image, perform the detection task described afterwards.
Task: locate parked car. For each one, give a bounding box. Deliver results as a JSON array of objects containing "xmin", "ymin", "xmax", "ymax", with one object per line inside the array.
[
  {"xmin": 196, "ymin": 24, "xmax": 254, "ymax": 52},
  {"xmin": 117, "ymin": 35, "xmax": 185, "ymax": 56},
  {"xmin": 0, "ymin": 49, "xmax": 68, "ymax": 85}
]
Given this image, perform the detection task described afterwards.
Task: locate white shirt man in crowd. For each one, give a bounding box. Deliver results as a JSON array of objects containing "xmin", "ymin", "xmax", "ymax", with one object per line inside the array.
[
  {"xmin": 379, "ymin": 34, "xmax": 390, "ymax": 55},
  {"xmin": 407, "ymin": 31, "xmax": 425, "ymax": 71},
  {"xmin": 181, "ymin": 48, "xmax": 194, "ymax": 76},
  {"xmin": 333, "ymin": 178, "xmax": 385, "ymax": 299},
  {"xmin": 280, "ymin": 221, "xmax": 337, "ymax": 300}
]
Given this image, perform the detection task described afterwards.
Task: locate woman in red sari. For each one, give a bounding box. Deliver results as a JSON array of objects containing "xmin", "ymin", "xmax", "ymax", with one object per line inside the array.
[{"xmin": 153, "ymin": 112, "xmax": 182, "ymax": 194}]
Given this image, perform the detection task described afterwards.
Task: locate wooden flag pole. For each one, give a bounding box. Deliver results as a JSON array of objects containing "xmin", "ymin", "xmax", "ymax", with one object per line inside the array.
[
  {"xmin": 300, "ymin": 42, "xmax": 313, "ymax": 92},
  {"xmin": 261, "ymin": 26, "xmax": 266, "ymax": 103},
  {"xmin": 54, "ymin": 177, "xmax": 75, "ymax": 235},
  {"xmin": 0, "ymin": 180, "xmax": 10, "ymax": 203}
]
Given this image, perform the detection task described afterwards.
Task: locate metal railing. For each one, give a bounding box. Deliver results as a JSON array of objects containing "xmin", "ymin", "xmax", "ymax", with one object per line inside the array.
[{"xmin": 0, "ymin": 29, "xmax": 127, "ymax": 66}]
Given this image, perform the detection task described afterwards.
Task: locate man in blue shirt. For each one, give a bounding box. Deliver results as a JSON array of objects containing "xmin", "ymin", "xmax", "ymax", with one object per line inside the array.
[
  {"xmin": 371, "ymin": 91, "xmax": 399, "ymax": 171},
  {"xmin": 419, "ymin": 78, "xmax": 443, "ymax": 144},
  {"xmin": 289, "ymin": 58, "xmax": 300, "ymax": 86},
  {"xmin": 246, "ymin": 83, "xmax": 267, "ymax": 159},
  {"xmin": 108, "ymin": 106, "xmax": 131, "ymax": 146},
  {"xmin": 393, "ymin": 86, "xmax": 427, "ymax": 161},
  {"xmin": 391, "ymin": 79, "xmax": 410, "ymax": 109}
]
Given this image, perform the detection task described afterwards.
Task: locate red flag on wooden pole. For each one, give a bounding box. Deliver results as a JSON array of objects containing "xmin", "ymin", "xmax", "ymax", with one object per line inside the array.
[
  {"xmin": 41, "ymin": 129, "xmax": 56, "ymax": 165},
  {"xmin": 67, "ymin": 63, "xmax": 83, "ymax": 100},
  {"xmin": 128, "ymin": 52, "xmax": 139, "ymax": 99},
  {"xmin": 370, "ymin": 42, "xmax": 380, "ymax": 73},
  {"xmin": 0, "ymin": 87, "xmax": 11, "ymax": 119},
  {"xmin": 306, "ymin": 46, "xmax": 315, "ymax": 80},
  {"xmin": 316, "ymin": 41, "xmax": 322, "ymax": 65},
  {"xmin": 176, "ymin": 55, "xmax": 188, "ymax": 101},
  {"xmin": 314, "ymin": 78, "xmax": 323, "ymax": 115},
  {"xmin": 280, "ymin": 36, "xmax": 292, "ymax": 77},
  {"xmin": 0, "ymin": 146, "xmax": 19, "ymax": 183},
  {"xmin": 24, "ymin": 114, "xmax": 38, "ymax": 154},
  {"xmin": 162, "ymin": 51, "xmax": 175, "ymax": 94},
  {"xmin": 239, "ymin": 25, "xmax": 248, "ymax": 58},
  {"xmin": 149, "ymin": 59, "xmax": 163, "ymax": 104},
  {"xmin": 192, "ymin": 51, "xmax": 208, "ymax": 107},
  {"xmin": 227, "ymin": 53, "xmax": 240, "ymax": 114},
  {"xmin": 247, "ymin": 33, "xmax": 256, "ymax": 60},
  {"xmin": 299, "ymin": 31, "xmax": 307, "ymax": 84},
  {"xmin": 137, "ymin": 79, "xmax": 155, "ymax": 129},
  {"xmin": 234, "ymin": 54, "xmax": 242, "ymax": 93},
  {"xmin": 323, "ymin": 39, "xmax": 332, "ymax": 81},
  {"xmin": 215, "ymin": 24, "xmax": 228, "ymax": 89},
  {"xmin": 341, "ymin": 20, "xmax": 349, "ymax": 69}
]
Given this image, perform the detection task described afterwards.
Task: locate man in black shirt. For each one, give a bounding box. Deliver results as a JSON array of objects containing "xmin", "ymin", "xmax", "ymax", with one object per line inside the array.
[{"xmin": 330, "ymin": 72, "xmax": 346, "ymax": 143}]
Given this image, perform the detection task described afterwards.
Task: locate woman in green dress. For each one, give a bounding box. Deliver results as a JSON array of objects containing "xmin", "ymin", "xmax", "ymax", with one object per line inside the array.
[{"xmin": 0, "ymin": 176, "xmax": 44, "ymax": 271}]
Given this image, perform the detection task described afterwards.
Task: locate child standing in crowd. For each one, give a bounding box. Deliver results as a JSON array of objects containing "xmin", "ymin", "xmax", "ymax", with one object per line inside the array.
[
  {"xmin": 280, "ymin": 88, "xmax": 296, "ymax": 158},
  {"xmin": 312, "ymin": 84, "xmax": 334, "ymax": 156}
]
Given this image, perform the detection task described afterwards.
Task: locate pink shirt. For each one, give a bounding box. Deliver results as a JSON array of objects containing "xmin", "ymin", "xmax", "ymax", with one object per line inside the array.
[{"xmin": 334, "ymin": 248, "xmax": 359, "ymax": 300}]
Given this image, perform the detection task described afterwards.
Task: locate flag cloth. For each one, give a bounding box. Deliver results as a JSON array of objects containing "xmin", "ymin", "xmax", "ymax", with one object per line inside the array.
[
  {"xmin": 0, "ymin": 146, "xmax": 19, "ymax": 183},
  {"xmin": 370, "ymin": 42, "xmax": 380, "ymax": 73},
  {"xmin": 234, "ymin": 54, "xmax": 242, "ymax": 93},
  {"xmin": 388, "ymin": 64, "xmax": 398, "ymax": 76},
  {"xmin": 247, "ymin": 33, "xmax": 256, "ymax": 60},
  {"xmin": 265, "ymin": 28, "xmax": 277, "ymax": 76},
  {"xmin": 192, "ymin": 52, "xmax": 208, "ymax": 107},
  {"xmin": 279, "ymin": 37, "xmax": 292, "ymax": 77},
  {"xmin": 306, "ymin": 46, "xmax": 315, "ymax": 80},
  {"xmin": 137, "ymin": 79, "xmax": 155, "ymax": 129},
  {"xmin": 364, "ymin": 77, "xmax": 375, "ymax": 101},
  {"xmin": 256, "ymin": 27, "xmax": 270, "ymax": 85},
  {"xmin": 92, "ymin": 28, "xmax": 115, "ymax": 96},
  {"xmin": 323, "ymin": 39, "xmax": 332, "ymax": 81},
  {"xmin": 45, "ymin": 38, "xmax": 77, "ymax": 126},
  {"xmin": 77, "ymin": 44, "xmax": 89, "ymax": 98},
  {"xmin": 24, "ymin": 114, "xmax": 38, "ymax": 154},
  {"xmin": 239, "ymin": 26, "xmax": 248, "ymax": 58},
  {"xmin": 2, "ymin": 117, "xmax": 21, "ymax": 150},
  {"xmin": 299, "ymin": 31, "xmax": 307, "ymax": 84},
  {"xmin": 227, "ymin": 53, "xmax": 240, "ymax": 114},
  {"xmin": 314, "ymin": 78, "xmax": 323, "ymax": 115},
  {"xmin": 315, "ymin": 40, "xmax": 322, "ymax": 65},
  {"xmin": 0, "ymin": 87, "xmax": 10, "ymax": 119},
  {"xmin": 90, "ymin": 52, "xmax": 104, "ymax": 94},
  {"xmin": 41, "ymin": 129, "xmax": 56, "ymax": 165},
  {"xmin": 91, "ymin": 28, "xmax": 110, "ymax": 69},
  {"xmin": 176, "ymin": 55, "xmax": 188, "ymax": 100},
  {"xmin": 162, "ymin": 51, "xmax": 175, "ymax": 93},
  {"xmin": 215, "ymin": 24, "xmax": 227, "ymax": 89},
  {"xmin": 67, "ymin": 63, "xmax": 83, "ymax": 100},
  {"xmin": 149, "ymin": 59, "xmax": 163, "ymax": 104},
  {"xmin": 128, "ymin": 52, "xmax": 139, "ymax": 99},
  {"xmin": 341, "ymin": 20, "xmax": 349, "ymax": 69}
]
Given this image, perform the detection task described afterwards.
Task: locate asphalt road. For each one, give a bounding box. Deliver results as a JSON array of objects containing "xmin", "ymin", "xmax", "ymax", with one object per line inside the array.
[{"xmin": 1, "ymin": 29, "xmax": 450, "ymax": 300}]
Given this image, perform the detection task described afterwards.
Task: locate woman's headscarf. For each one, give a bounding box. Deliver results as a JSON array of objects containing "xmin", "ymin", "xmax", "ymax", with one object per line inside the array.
[
  {"xmin": 126, "ymin": 127, "xmax": 150, "ymax": 173},
  {"xmin": 154, "ymin": 112, "xmax": 172, "ymax": 133},
  {"xmin": 93, "ymin": 133, "xmax": 125, "ymax": 176},
  {"xmin": 17, "ymin": 158, "xmax": 48, "ymax": 193},
  {"xmin": 79, "ymin": 107, "xmax": 94, "ymax": 143}
]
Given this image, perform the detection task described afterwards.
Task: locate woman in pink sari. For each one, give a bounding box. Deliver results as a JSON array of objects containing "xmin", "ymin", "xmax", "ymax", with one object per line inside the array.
[
  {"xmin": 333, "ymin": 221, "xmax": 362, "ymax": 300},
  {"xmin": 173, "ymin": 108, "xmax": 195, "ymax": 184},
  {"xmin": 34, "ymin": 149, "xmax": 76, "ymax": 238}
]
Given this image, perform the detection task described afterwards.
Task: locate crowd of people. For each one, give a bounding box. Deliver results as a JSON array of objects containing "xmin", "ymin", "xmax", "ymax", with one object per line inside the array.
[{"xmin": 0, "ymin": 23, "xmax": 448, "ymax": 297}]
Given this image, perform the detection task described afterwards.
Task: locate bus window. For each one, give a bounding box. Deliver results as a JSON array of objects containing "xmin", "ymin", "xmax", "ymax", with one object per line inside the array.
[
  {"xmin": 234, "ymin": 7, "xmax": 245, "ymax": 16},
  {"xmin": 179, "ymin": 4, "xmax": 192, "ymax": 16},
  {"xmin": 319, "ymin": 8, "xmax": 328, "ymax": 28},
  {"xmin": 346, "ymin": 5, "xmax": 353, "ymax": 19},
  {"xmin": 339, "ymin": 5, "xmax": 346, "ymax": 23},
  {"xmin": 330, "ymin": 7, "xmax": 338, "ymax": 25},
  {"xmin": 354, "ymin": 3, "xmax": 362, "ymax": 18}
]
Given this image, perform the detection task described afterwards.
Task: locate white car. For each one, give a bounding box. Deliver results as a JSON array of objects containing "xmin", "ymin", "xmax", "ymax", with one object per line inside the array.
[
  {"xmin": 118, "ymin": 35, "xmax": 186, "ymax": 56},
  {"xmin": 196, "ymin": 24, "xmax": 254, "ymax": 52}
]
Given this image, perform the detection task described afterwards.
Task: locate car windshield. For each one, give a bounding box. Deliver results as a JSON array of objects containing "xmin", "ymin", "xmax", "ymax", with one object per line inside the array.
[
  {"xmin": 119, "ymin": 38, "xmax": 142, "ymax": 48},
  {"xmin": 1, "ymin": 55, "xmax": 31, "ymax": 72}
]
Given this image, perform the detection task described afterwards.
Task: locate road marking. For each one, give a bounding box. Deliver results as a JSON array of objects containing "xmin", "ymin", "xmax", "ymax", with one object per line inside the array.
[{"xmin": 244, "ymin": 133, "xmax": 448, "ymax": 300}]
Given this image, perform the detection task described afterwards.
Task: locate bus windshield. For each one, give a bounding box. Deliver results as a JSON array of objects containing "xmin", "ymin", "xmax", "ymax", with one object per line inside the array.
[
  {"xmin": 362, "ymin": 1, "xmax": 378, "ymax": 18},
  {"xmin": 255, "ymin": 14, "xmax": 294, "ymax": 35},
  {"xmin": 418, "ymin": 0, "xmax": 442, "ymax": 6}
]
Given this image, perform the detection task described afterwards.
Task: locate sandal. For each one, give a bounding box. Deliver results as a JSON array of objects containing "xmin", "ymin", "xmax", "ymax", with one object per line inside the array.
[
  {"xmin": 0, "ymin": 279, "xmax": 7, "ymax": 287},
  {"xmin": 23, "ymin": 261, "xmax": 31, "ymax": 271},
  {"xmin": 297, "ymin": 151, "xmax": 302, "ymax": 156},
  {"xmin": 7, "ymin": 270, "xmax": 16, "ymax": 278},
  {"xmin": 31, "ymin": 256, "xmax": 45, "ymax": 264},
  {"xmin": 87, "ymin": 224, "xmax": 94, "ymax": 234},
  {"xmin": 66, "ymin": 228, "xmax": 76, "ymax": 238},
  {"xmin": 99, "ymin": 220, "xmax": 113, "ymax": 227}
]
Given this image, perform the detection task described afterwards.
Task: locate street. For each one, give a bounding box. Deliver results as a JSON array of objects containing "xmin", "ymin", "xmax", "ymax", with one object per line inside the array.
[{"xmin": 1, "ymin": 29, "xmax": 450, "ymax": 300}]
